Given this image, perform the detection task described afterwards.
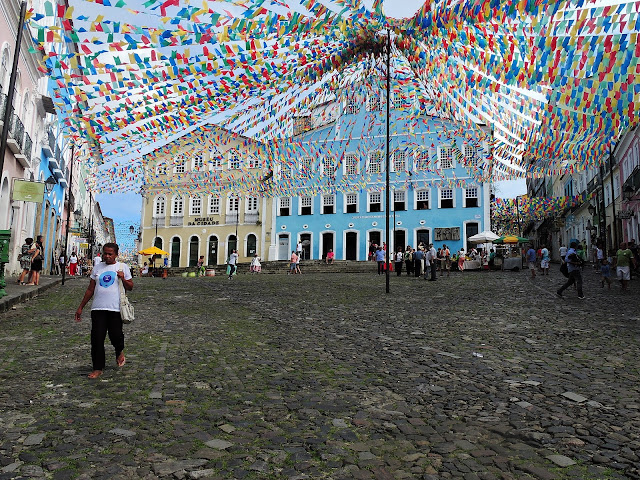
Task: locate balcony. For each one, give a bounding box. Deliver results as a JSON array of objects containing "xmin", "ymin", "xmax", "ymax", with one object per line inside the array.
[
  {"xmin": 18, "ymin": 132, "xmax": 32, "ymax": 168},
  {"xmin": 623, "ymin": 166, "xmax": 640, "ymax": 196},
  {"xmin": 7, "ymin": 113, "xmax": 25, "ymax": 154},
  {"xmin": 226, "ymin": 213, "xmax": 240, "ymax": 225},
  {"xmin": 244, "ymin": 212, "xmax": 259, "ymax": 224},
  {"xmin": 169, "ymin": 215, "xmax": 182, "ymax": 226},
  {"xmin": 42, "ymin": 129, "xmax": 55, "ymax": 158}
]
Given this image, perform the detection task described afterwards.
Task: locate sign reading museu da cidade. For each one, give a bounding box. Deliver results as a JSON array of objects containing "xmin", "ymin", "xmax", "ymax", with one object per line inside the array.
[{"xmin": 186, "ymin": 217, "xmax": 221, "ymax": 226}]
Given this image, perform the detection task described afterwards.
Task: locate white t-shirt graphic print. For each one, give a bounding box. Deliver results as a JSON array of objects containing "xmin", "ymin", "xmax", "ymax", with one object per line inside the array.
[{"xmin": 90, "ymin": 262, "xmax": 132, "ymax": 311}]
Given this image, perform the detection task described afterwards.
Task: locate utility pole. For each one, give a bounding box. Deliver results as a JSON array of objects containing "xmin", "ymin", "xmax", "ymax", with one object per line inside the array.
[
  {"xmin": 61, "ymin": 145, "xmax": 75, "ymax": 285},
  {"xmin": 609, "ymin": 144, "xmax": 618, "ymax": 249},
  {"xmin": 384, "ymin": 28, "xmax": 391, "ymax": 294}
]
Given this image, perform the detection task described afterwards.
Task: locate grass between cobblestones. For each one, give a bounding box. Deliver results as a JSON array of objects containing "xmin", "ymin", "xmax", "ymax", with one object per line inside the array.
[{"xmin": 1, "ymin": 270, "xmax": 639, "ymax": 479}]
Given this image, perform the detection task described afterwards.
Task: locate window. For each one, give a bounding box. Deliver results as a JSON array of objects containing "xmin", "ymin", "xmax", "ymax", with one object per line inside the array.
[
  {"xmin": 293, "ymin": 115, "xmax": 312, "ymax": 135},
  {"xmin": 228, "ymin": 150, "xmax": 240, "ymax": 169},
  {"xmin": 210, "ymin": 153, "xmax": 222, "ymax": 170},
  {"xmin": 440, "ymin": 188, "xmax": 454, "ymax": 208},
  {"xmin": 155, "ymin": 164, "xmax": 167, "ymax": 176},
  {"xmin": 322, "ymin": 195, "xmax": 335, "ymax": 214},
  {"xmin": 322, "ymin": 157, "xmax": 335, "ymax": 178},
  {"xmin": 0, "ymin": 48, "xmax": 9, "ymax": 91},
  {"xmin": 464, "ymin": 145, "xmax": 478, "ymax": 167},
  {"xmin": 439, "ymin": 146, "xmax": 454, "ymax": 169},
  {"xmin": 173, "ymin": 157, "xmax": 186, "ymax": 174},
  {"xmin": 369, "ymin": 192, "xmax": 382, "ymax": 212},
  {"xmin": 393, "ymin": 93, "xmax": 405, "ymax": 110},
  {"xmin": 345, "ymin": 153, "xmax": 358, "ymax": 176},
  {"xmin": 465, "ymin": 186, "xmax": 479, "ymax": 208},
  {"xmin": 208, "ymin": 196, "xmax": 220, "ymax": 215},
  {"xmin": 393, "ymin": 151, "xmax": 406, "ymax": 172},
  {"xmin": 154, "ymin": 196, "xmax": 165, "ymax": 216},
  {"xmin": 227, "ymin": 196, "xmax": 239, "ymax": 213},
  {"xmin": 246, "ymin": 196, "xmax": 258, "ymax": 213},
  {"xmin": 279, "ymin": 197, "xmax": 291, "ymax": 216},
  {"xmin": 367, "ymin": 151, "xmax": 383, "ymax": 174},
  {"xmin": 300, "ymin": 156, "xmax": 313, "ymax": 173},
  {"xmin": 416, "ymin": 189, "xmax": 430, "ymax": 210},
  {"xmin": 346, "ymin": 193, "xmax": 358, "ymax": 213},
  {"xmin": 190, "ymin": 196, "xmax": 202, "ymax": 215},
  {"xmin": 344, "ymin": 96, "xmax": 358, "ymax": 115},
  {"xmin": 172, "ymin": 196, "xmax": 183, "ymax": 215},
  {"xmin": 300, "ymin": 196, "xmax": 312, "ymax": 215},
  {"xmin": 393, "ymin": 190, "xmax": 406, "ymax": 211},
  {"xmin": 246, "ymin": 156, "xmax": 259, "ymax": 168},
  {"xmin": 366, "ymin": 93, "xmax": 382, "ymax": 112},
  {"xmin": 415, "ymin": 149, "xmax": 430, "ymax": 170},
  {"xmin": 191, "ymin": 153, "xmax": 204, "ymax": 170}
]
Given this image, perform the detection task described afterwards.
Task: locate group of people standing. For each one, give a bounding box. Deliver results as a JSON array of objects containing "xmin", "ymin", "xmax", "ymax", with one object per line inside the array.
[
  {"xmin": 17, "ymin": 236, "xmax": 45, "ymax": 286},
  {"xmin": 386, "ymin": 243, "xmax": 462, "ymax": 280}
]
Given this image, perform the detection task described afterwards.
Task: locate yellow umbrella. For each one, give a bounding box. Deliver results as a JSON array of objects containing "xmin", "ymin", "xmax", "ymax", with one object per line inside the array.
[{"xmin": 138, "ymin": 246, "xmax": 169, "ymax": 256}]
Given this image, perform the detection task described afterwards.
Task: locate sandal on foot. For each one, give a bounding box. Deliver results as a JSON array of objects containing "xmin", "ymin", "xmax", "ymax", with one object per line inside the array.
[
  {"xmin": 87, "ymin": 370, "xmax": 103, "ymax": 379},
  {"xmin": 117, "ymin": 353, "xmax": 126, "ymax": 367}
]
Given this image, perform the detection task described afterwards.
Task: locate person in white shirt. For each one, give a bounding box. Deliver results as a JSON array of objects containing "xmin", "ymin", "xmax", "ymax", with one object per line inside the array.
[
  {"xmin": 93, "ymin": 252, "xmax": 102, "ymax": 266},
  {"xmin": 75, "ymin": 243, "xmax": 133, "ymax": 379},
  {"xmin": 296, "ymin": 241, "xmax": 303, "ymax": 259},
  {"xmin": 69, "ymin": 252, "xmax": 78, "ymax": 276},
  {"xmin": 228, "ymin": 249, "xmax": 239, "ymax": 279},
  {"xmin": 427, "ymin": 244, "xmax": 438, "ymax": 280}
]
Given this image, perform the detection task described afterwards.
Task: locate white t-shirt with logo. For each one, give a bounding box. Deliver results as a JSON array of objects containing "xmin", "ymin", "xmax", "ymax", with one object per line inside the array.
[
  {"xmin": 90, "ymin": 262, "xmax": 132, "ymax": 312},
  {"xmin": 69, "ymin": 254, "xmax": 78, "ymax": 264}
]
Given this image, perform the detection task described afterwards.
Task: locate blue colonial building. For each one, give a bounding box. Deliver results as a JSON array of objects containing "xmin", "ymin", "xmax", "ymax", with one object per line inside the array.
[{"xmin": 267, "ymin": 85, "xmax": 491, "ymax": 261}]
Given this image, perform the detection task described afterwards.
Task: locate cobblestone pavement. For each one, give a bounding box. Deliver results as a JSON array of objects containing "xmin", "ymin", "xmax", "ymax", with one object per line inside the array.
[{"xmin": 1, "ymin": 267, "xmax": 640, "ymax": 480}]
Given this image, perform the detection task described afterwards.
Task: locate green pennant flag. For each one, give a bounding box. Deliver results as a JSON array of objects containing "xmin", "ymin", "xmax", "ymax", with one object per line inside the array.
[{"xmin": 44, "ymin": 1, "xmax": 54, "ymax": 16}]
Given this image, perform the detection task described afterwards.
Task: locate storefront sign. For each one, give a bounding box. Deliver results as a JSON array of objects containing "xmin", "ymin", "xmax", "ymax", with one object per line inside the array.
[
  {"xmin": 12, "ymin": 180, "xmax": 45, "ymax": 203},
  {"xmin": 435, "ymin": 227, "xmax": 460, "ymax": 241},
  {"xmin": 186, "ymin": 217, "xmax": 220, "ymax": 226}
]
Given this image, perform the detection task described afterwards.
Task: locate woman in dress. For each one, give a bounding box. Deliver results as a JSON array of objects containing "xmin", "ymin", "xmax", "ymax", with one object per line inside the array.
[
  {"xmin": 250, "ymin": 254, "xmax": 261, "ymax": 273},
  {"xmin": 26, "ymin": 236, "xmax": 44, "ymax": 286},
  {"xmin": 458, "ymin": 248, "xmax": 466, "ymax": 272},
  {"xmin": 17, "ymin": 237, "xmax": 33, "ymax": 285}
]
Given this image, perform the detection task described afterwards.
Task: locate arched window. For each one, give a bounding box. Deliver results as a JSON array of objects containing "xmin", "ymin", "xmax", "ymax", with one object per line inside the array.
[
  {"xmin": 154, "ymin": 195, "xmax": 165, "ymax": 216},
  {"xmin": 246, "ymin": 234, "xmax": 257, "ymax": 256},
  {"xmin": 189, "ymin": 235, "xmax": 199, "ymax": 266},
  {"xmin": 172, "ymin": 196, "xmax": 183, "ymax": 215},
  {"xmin": 0, "ymin": 47, "xmax": 9, "ymax": 91},
  {"xmin": 21, "ymin": 91, "xmax": 30, "ymax": 121},
  {"xmin": 227, "ymin": 235, "xmax": 237, "ymax": 255},
  {"xmin": 208, "ymin": 235, "xmax": 218, "ymax": 265},
  {"xmin": 154, "ymin": 237, "xmax": 163, "ymax": 250}
]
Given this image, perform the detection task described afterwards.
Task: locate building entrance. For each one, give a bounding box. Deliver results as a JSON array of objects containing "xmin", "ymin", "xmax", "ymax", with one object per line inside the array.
[
  {"xmin": 322, "ymin": 232, "xmax": 334, "ymax": 260},
  {"xmin": 278, "ymin": 234, "xmax": 289, "ymax": 260},
  {"xmin": 345, "ymin": 232, "xmax": 357, "ymax": 260}
]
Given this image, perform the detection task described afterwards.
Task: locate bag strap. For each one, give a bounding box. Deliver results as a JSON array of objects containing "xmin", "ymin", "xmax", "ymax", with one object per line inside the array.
[{"xmin": 117, "ymin": 263, "xmax": 127, "ymax": 297}]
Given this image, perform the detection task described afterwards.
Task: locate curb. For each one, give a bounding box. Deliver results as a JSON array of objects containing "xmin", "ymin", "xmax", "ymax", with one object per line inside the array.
[{"xmin": 0, "ymin": 277, "xmax": 78, "ymax": 314}]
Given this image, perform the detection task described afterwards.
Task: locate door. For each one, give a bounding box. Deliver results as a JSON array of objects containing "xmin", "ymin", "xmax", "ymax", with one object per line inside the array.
[
  {"xmin": 394, "ymin": 230, "xmax": 406, "ymax": 252},
  {"xmin": 322, "ymin": 232, "xmax": 334, "ymax": 259},
  {"xmin": 247, "ymin": 234, "xmax": 257, "ymax": 256},
  {"xmin": 466, "ymin": 223, "xmax": 479, "ymax": 245},
  {"xmin": 300, "ymin": 233, "xmax": 311, "ymax": 260},
  {"xmin": 189, "ymin": 236, "xmax": 199, "ymax": 266},
  {"xmin": 278, "ymin": 234, "xmax": 289, "ymax": 260},
  {"xmin": 154, "ymin": 237, "xmax": 163, "ymax": 249},
  {"xmin": 208, "ymin": 236, "xmax": 218, "ymax": 265},
  {"xmin": 345, "ymin": 232, "xmax": 357, "ymax": 260},
  {"xmin": 228, "ymin": 235, "xmax": 237, "ymax": 255},
  {"xmin": 171, "ymin": 237, "xmax": 181, "ymax": 267},
  {"xmin": 369, "ymin": 231, "xmax": 381, "ymax": 246},
  {"xmin": 416, "ymin": 229, "xmax": 429, "ymax": 247}
]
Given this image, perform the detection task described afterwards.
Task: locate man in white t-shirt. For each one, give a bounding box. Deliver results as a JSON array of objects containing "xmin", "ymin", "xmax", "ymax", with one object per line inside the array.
[
  {"xmin": 228, "ymin": 249, "xmax": 239, "ymax": 279},
  {"xmin": 75, "ymin": 243, "xmax": 133, "ymax": 379},
  {"xmin": 93, "ymin": 252, "xmax": 102, "ymax": 266},
  {"xmin": 296, "ymin": 241, "xmax": 303, "ymax": 259}
]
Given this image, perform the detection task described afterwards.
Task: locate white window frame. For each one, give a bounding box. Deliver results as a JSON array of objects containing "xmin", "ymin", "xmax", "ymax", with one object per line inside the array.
[
  {"xmin": 367, "ymin": 151, "xmax": 383, "ymax": 174},
  {"xmin": 438, "ymin": 188, "xmax": 455, "ymax": 208},
  {"xmin": 279, "ymin": 197, "xmax": 291, "ymax": 216},
  {"xmin": 299, "ymin": 196, "xmax": 313, "ymax": 215},
  {"xmin": 154, "ymin": 195, "xmax": 166, "ymax": 217},
  {"xmin": 322, "ymin": 156, "xmax": 335, "ymax": 177},
  {"xmin": 173, "ymin": 157, "xmax": 186, "ymax": 174},
  {"xmin": 172, "ymin": 196, "xmax": 184, "ymax": 216},
  {"xmin": 366, "ymin": 93, "xmax": 382, "ymax": 112},
  {"xmin": 227, "ymin": 195, "xmax": 239, "ymax": 214},
  {"xmin": 344, "ymin": 153, "xmax": 359, "ymax": 176},
  {"xmin": 208, "ymin": 196, "xmax": 220, "ymax": 215},
  {"xmin": 190, "ymin": 196, "xmax": 202, "ymax": 216},
  {"xmin": 464, "ymin": 186, "xmax": 479, "ymax": 208},
  {"xmin": 246, "ymin": 196, "xmax": 259, "ymax": 213},
  {"xmin": 414, "ymin": 149, "xmax": 430, "ymax": 171},
  {"xmin": 321, "ymin": 194, "xmax": 335, "ymax": 214},
  {"xmin": 299, "ymin": 156, "xmax": 314, "ymax": 173},
  {"xmin": 367, "ymin": 191, "xmax": 383, "ymax": 212},
  {"xmin": 393, "ymin": 92, "xmax": 405, "ymax": 110},
  {"xmin": 464, "ymin": 144, "xmax": 478, "ymax": 167},
  {"xmin": 344, "ymin": 95, "xmax": 359, "ymax": 115},
  {"xmin": 393, "ymin": 151, "xmax": 406, "ymax": 172},
  {"xmin": 438, "ymin": 146, "xmax": 454, "ymax": 169},
  {"xmin": 344, "ymin": 192, "xmax": 358, "ymax": 213},
  {"xmin": 415, "ymin": 189, "xmax": 430, "ymax": 210},
  {"xmin": 155, "ymin": 164, "xmax": 167, "ymax": 176},
  {"xmin": 246, "ymin": 156, "xmax": 259, "ymax": 169},
  {"xmin": 228, "ymin": 150, "xmax": 241, "ymax": 170},
  {"xmin": 191, "ymin": 153, "xmax": 204, "ymax": 170},
  {"xmin": 393, "ymin": 190, "xmax": 406, "ymax": 211},
  {"xmin": 210, "ymin": 153, "xmax": 222, "ymax": 171}
]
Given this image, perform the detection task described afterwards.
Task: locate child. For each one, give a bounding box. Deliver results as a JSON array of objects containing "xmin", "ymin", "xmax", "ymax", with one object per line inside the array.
[{"xmin": 600, "ymin": 258, "xmax": 612, "ymax": 289}]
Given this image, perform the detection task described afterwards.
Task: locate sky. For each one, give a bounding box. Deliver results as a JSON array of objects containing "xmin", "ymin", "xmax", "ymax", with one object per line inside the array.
[{"xmin": 96, "ymin": 0, "xmax": 526, "ymax": 249}]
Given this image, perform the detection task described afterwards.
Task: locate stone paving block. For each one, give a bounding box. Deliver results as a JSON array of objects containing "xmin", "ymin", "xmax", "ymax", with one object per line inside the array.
[
  {"xmin": 205, "ymin": 439, "xmax": 234, "ymax": 450},
  {"xmin": 23, "ymin": 434, "xmax": 45, "ymax": 446},
  {"xmin": 561, "ymin": 392, "xmax": 588, "ymax": 403},
  {"xmin": 546, "ymin": 454, "xmax": 576, "ymax": 467},
  {"xmin": 108, "ymin": 429, "xmax": 136, "ymax": 438}
]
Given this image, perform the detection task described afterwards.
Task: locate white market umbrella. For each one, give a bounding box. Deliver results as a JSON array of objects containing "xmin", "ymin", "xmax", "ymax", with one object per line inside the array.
[{"xmin": 468, "ymin": 230, "xmax": 500, "ymax": 244}]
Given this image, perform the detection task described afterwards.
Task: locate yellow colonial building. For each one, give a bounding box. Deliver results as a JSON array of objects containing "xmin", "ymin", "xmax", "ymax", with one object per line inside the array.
[{"xmin": 140, "ymin": 125, "xmax": 274, "ymax": 268}]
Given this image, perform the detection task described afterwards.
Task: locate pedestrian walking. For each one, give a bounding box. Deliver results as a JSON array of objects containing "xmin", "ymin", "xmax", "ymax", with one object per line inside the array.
[
  {"xmin": 614, "ymin": 242, "xmax": 635, "ymax": 291},
  {"xmin": 556, "ymin": 241, "xmax": 584, "ymax": 299},
  {"xmin": 17, "ymin": 237, "xmax": 33, "ymax": 285},
  {"xmin": 228, "ymin": 249, "xmax": 239, "ymax": 279},
  {"xmin": 197, "ymin": 255, "xmax": 206, "ymax": 276},
  {"xmin": 250, "ymin": 254, "xmax": 262, "ymax": 273},
  {"xmin": 404, "ymin": 247, "xmax": 414, "ymax": 276},
  {"xmin": 296, "ymin": 240, "xmax": 303, "ymax": 259},
  {"xmin": 59, "ymin": 253, "xmax": 67, "ymax": 276},
  {"xmin": 289, "ymin": 251, "xmax": 298, "ymax": 274},
  {"xmin": 458, "ymin": 248, "xmax": 465, "ymax": 272},
  {"xmin": 75, "ymin": 243, "xmax": 133, "ymax": 379},
  {"xmin": 414, "ymin": 247, "xmax": 424, "ymax": 277},
  {"xmin": 395, "ymin": 248, "xmax": 403, "ymax": 276},
  {"xmin": 600, "ymin": 257, "xmax": 612, "ymax": 289},
  {"xmin": 93, "ymin": 251, "xmax": 102, "ymax": 267},
  {"xmin": 540, "ymin": 244, "xmax": 550, "ymax": 275},
  {"xmin": 26, "ymin": 236, "xmax": 44, "ymax": 286},
  {"xmin": 69, "ymin": 251, "xmax": 79, "ymax": 276},
  {"xmin": 375, "ymin": 246, "xmax": 386, "ymax": 275},
  {"xmin": 526, "ymin": 244, "xmax": 537, "ymax": 278},
  {"xmin": 443, "ymin": 244, "xmax": 451, "ymax": 276},
  {"xmin": 428, "ymin": 243, "xmax": 437, "ymax": 281}
]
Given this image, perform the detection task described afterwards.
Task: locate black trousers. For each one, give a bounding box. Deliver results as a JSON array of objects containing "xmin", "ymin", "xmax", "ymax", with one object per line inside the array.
[
  {"xmin": 405, "ymin": 260, "xmax": 413, "ymax": 275},
  {"xmin": 377, "ymin": 261, "xmax": 384, "ymax": 274},
  {"xmin": 395, "ymin": 261, "xmax": 403, "ymax": 276},
  {"xmin": 431, "ymin": 263, "xmax": 437, "ymax": 280},
  {"xmin": 91, "ymin": 310, "xmax": 124, "ymax": 371},
  {"xmin": 558, "ymin": 270, "xmax": 583, "ymax": 297},
  {"xmin": 414, "ymin": 259, "xmax": 422, "ymax": 277}
]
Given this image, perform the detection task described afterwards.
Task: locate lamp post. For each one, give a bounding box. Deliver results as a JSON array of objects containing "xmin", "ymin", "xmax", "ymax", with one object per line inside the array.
[
  {"xmin": 384, "ymin": 28, "xmax": 391, "ymax": 294},
  {"xmin": 515, "ymin": 196, "xmax": 523, "ymax": 238},
  {"xmin": 61, "ymin": 145, "xmax": 75, "ymax": 285}
]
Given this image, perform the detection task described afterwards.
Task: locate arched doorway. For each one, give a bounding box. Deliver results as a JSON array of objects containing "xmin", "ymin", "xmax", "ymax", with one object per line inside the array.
[
  {"xmin": 154, "ymin": 237, "xmax": 163, "ymax": 250},
  {"xmin": 416, "ymin": 229, "xmax": 429, "ymax": 247},
  {"xmin": 170, "ymin": 237, "xmax": 181, "ymax": 267},
  {"xmin": 246, "ymin": 234, "xmax": 257, "ymax": 256},
  {"xmin": 189, "ymin": 236, "xmax": 199, "ymax": 266},
  {"xmin": 227, "ymin": 235, "xmax": 237, "ymax": 256},
  {"xmin": 321, "ymin": 232, "xmax": 334, "ymax": 260},
  {"xmin": 345, "ymin": 232, "xmax": 357, "ymax": 260},
  {"xmin": 278, "ymin": 233, "xmax": 290, "ymax": 260},
  {"xmin": 208, "ymin": 235, "xmax": 218, "ymax": 265},
  {"xmin": 300, "ymin": 233, "xmax": 311, "ymax": 260},
  {"xmin": 394, "ymin": 229, "xmax": 406, "ymax": 252}
]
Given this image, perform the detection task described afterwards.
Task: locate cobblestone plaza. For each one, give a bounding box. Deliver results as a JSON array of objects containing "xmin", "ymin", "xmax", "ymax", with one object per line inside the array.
[{"xmin": 1, "ymin": 269, "xmax": 639, "ymax": 479}]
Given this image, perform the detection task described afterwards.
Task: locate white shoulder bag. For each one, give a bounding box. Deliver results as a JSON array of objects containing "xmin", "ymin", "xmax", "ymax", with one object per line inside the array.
[{"xmin": 117, "ymin": 263, "xmax": 135, "ymax": 324}]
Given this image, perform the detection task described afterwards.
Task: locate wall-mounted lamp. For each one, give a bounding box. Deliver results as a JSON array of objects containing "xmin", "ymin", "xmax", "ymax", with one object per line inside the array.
[
  {"xmin": 623, "ymin": 184, "xmax": 635, "ymax": 202},
  {"xmin": 44, "ymin": 175, "xmax": 57, "ymax": 194},
  {"xmin": 587, "ymin": 204, "xmax": 596, "ymax": 216}
]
